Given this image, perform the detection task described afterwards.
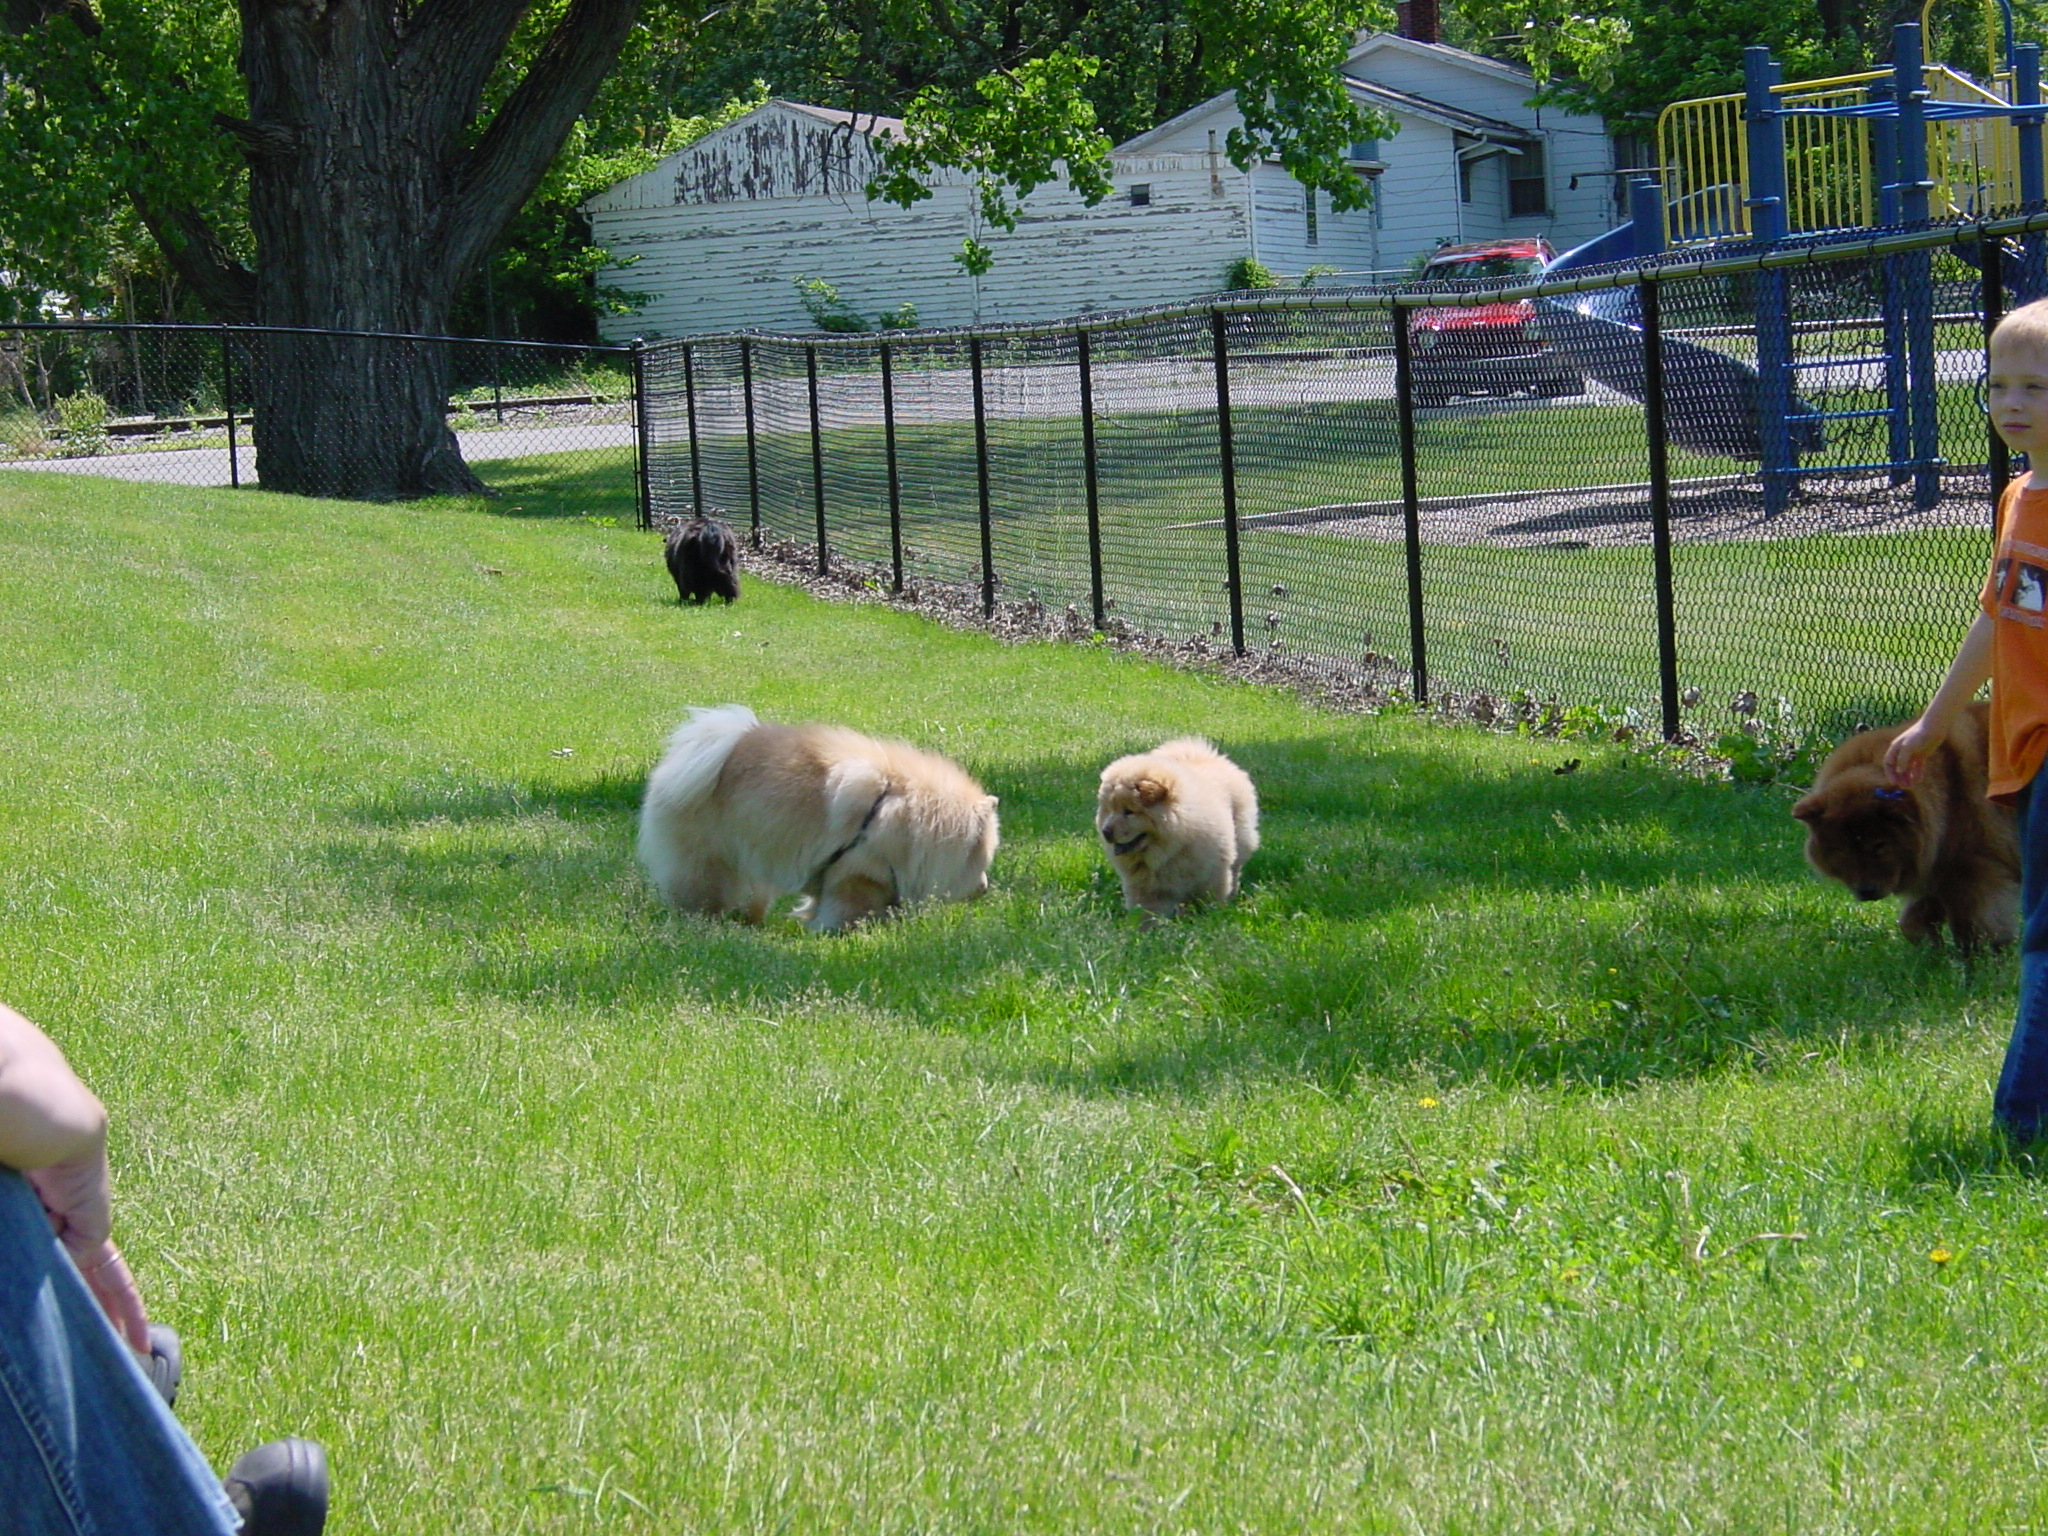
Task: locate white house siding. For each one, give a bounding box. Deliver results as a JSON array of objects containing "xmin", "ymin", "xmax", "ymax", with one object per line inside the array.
[
  {"xmin": 1117, "ymin": 100, "xmax": 1385, "ymax": 278},
  {"xmin": 589, "ymin": 105, "xmax": 1257, "ymax": 338},
  {"xmin": 1342, "ymin": 37, "xmax": 1617, "ymax": 258},
  {"xmin": 587, "ymin": 45, "xmax": 1623, "ymax": 336},
  {"xmin": 1369, "ymin": 120, "xmax": 1466, "ymax": 269}
]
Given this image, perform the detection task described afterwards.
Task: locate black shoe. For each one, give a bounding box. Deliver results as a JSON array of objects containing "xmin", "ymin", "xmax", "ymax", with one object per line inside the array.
[
  {"xmin": 144, "ymin": 1323, "xmax": 182, "ymax": 1408},
  {"xmin": 225, "ymin": 1438, "xmax": 328, "ymax": 1536}
]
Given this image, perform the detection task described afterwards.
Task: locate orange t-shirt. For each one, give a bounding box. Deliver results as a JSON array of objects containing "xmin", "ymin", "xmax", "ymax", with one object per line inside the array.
[{"xmin": 1981, "ymin": 475, "xmax": 2048, "ymax": 799}]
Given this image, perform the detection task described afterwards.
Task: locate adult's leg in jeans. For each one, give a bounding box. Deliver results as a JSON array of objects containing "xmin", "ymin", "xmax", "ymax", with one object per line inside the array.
[
  {"xmin": 0, "ymin": 1167, "xmax": 239, "ymax": 1535},
  {"xmin": 1996, "ymin": 775, "xmax": 2048, "ymax": 1138}
]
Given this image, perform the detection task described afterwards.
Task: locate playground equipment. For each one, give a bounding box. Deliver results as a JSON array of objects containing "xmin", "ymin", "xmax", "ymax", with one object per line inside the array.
[
  {"xmin": 1539, "ymin": 181, "xmax": 1820, "ymax": 464},
  {"xmin": 1536, "ymin": 22, "xmax": 2045, "ymax": 513}
]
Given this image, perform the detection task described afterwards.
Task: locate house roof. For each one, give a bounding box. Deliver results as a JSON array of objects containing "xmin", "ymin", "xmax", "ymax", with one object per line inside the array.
[
  {"xmin": 1112, "ymin": 31, "xmax": 1552, "ymax": 156},
  {"xmin": 1342, "ymin": 31, "xmax": 1541, "ymax": 92},
  {"xmin": 1111, "ymin": 92, "xmax": 1239, "ymax": 154},
  {"xmin": 779, "ymin": 100, "xmax": 905, "ymax": 138},
  {"xmin": 1343, "ymin": 77, "xmax": 1537, "ymax": 143}
]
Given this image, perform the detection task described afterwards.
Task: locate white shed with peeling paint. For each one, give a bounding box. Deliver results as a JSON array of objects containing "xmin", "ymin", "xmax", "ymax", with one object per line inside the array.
[{"xmin": 585, "ymin": 38, "xmax": 1620, "ymax": 338}]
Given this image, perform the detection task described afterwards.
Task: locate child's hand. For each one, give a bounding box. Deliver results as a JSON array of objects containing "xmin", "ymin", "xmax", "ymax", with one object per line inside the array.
[{"xmin": 1884, "ymin": 718, "xmax": 1941, "ymax": 786}]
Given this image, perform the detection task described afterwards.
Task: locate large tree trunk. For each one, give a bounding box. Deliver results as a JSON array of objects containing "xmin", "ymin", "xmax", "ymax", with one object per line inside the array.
[{"xmin": 229, "ymin": 0, "xmax": 640, "ymax": 500}]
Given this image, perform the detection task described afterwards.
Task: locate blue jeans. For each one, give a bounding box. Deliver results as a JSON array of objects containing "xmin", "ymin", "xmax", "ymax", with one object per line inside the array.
[
  {"xmin": 1997, "ymin": 776, "xmax": 2048, "ymax": 1139},
  {"xmin": 0, "ymin": 1167, "xmax": 238, "ymax": 1535}
]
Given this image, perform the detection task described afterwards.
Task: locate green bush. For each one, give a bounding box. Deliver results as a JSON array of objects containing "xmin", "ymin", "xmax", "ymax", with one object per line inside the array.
[
  {"xmin": 795, "ymin": 276, "xmax": 870, "ymax": 333},
  {"xmin": 54, "ymin": 391, "xmax": 110, "ymax": 457},
  {"xmin": 1225, "ymin": 256, "xmax": 1278, "ymax": 291},
  {"xmin": 876, "ymin": 301, "xmax": 920, "ymax": 330}
]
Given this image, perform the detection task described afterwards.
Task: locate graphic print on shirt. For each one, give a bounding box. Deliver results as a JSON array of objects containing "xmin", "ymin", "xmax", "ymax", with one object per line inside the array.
[{"xmin": 1996, "ymin": 539, "xmax": 2048, "ymax": 626}]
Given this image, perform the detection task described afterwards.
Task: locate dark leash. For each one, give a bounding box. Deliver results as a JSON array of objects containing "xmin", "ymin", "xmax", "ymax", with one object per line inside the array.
[{"xmin": 810, "ymin": 786, "xmax": 892, "ymax": 887}]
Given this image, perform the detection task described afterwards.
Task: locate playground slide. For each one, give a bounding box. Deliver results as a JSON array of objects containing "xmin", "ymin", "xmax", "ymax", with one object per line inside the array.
[{"xmin": 1536, "ymin": 222, "xmax": 1820, "ymax": 461}]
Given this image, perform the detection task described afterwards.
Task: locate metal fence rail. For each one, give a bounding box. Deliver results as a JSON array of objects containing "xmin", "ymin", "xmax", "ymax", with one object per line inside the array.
[
  {"xmin": 645, "ymin": 209, "xmax": 2048, "ymax": 745},
  {"xmin": 5, "ymin": 214, "xmax": 2042, "ymax": 750},
  {"xmin": 0, "ymin": 322, "xmax": 638, "ymax": 501}
]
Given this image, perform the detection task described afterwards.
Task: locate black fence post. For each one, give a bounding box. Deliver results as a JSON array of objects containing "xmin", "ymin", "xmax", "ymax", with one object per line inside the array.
[
  {"xmin": 971, "ymin": 335, "xmax": 995, "ymax": 619},
  {"xmin": 630, "ymin": 337, "xmax": 652, "ymax": 531},
  {"xmin": 682, "ymin": 342, "xmax": 705, "ymax": 517},
  {"xmin": 740, "ymin": 338, "xmax": 761, "ymax": 547},
  {"xmin": 1210, "ymin": 310, "xmax": 1246, "ymax": 656},
  {"xmin": 1640, "ymin": 278, "xmax": 1682, "ymax": 741},
  {"xmin": 807, "ymin": 344, "xmax": 827, "ymax": 575},
  {"xmin": 1390, "ymin": 300, "xmax": 1428, "ymax": 704},
  {"xmin": 1077, "ymin": 328, "xmax": 1106, "ymax": 631},
  {"xmin": 881, "ymin": 341, "xmax": 904, "ymax": 594},
  {"xmin": 1985, "ymin": 235, "xmax": 2011, "ymax": 518},
  {"xmin": 219, "ymin": 326, "xmax": 240, "ymax": 491}
]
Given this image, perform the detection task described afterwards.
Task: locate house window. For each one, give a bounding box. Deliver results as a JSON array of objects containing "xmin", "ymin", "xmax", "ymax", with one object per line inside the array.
[
  {"xmin": 1508, "ymin": 142, "xmax": 1548, "ymax": 217},
  {"xmin": 1349, "ymin": 139, "xmax": 1380, "ymax": 163},
  {"xmin": 1305, "ymin": 187, "xmax": 1319, "ymax": 245},
  {"xmin": 1129, "ymin": 183, "xmax": 1151, "ymax": 206}
]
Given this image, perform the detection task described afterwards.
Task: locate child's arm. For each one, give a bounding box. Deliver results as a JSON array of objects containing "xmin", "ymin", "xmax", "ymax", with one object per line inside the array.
[{"xmin": 1885, "ymin": 611, "xmax": 1995, "ymax": 786}]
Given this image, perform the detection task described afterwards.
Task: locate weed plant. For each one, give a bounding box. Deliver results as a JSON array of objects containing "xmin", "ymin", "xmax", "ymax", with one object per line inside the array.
[{"xmin": 0, "ymin": 467, "xmax": 2043, "ymax": 1533}]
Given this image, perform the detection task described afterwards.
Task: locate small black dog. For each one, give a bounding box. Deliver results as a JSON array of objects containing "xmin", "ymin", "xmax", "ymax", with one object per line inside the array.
[{"xmin": 664, "ymin": 512, "xmax": 740, "ymax": 604}]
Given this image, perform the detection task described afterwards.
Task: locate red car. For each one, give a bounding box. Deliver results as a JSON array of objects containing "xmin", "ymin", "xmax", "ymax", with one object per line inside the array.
[{"xmin": 1408, "ymin": 238, "xmax": 1584, "ymax": 408}]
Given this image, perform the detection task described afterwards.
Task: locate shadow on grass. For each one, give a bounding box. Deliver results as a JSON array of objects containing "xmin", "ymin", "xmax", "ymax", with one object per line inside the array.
[
  {"xmin": 315, "ymin": 738, "xmax": 2000, "ymax": 1097},
  {"xmin": 1893, "ymin": 1110, "xmax": 2048, "ymax": 1191},
  {"xmin": 466, "ymin": 453, "xmax": 639, "ymax": 520}
]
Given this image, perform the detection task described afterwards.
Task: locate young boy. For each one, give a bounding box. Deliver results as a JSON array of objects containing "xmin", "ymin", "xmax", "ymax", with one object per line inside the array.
[{"xmin": 1887, "ymin": 295, "xmax": 2048, "ymax": 1139}]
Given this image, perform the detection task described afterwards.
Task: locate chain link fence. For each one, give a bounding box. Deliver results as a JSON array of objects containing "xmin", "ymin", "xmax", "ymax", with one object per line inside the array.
[
  {"xmin": 644, "ymin": 211, "xmax": 2048, "ymax": 746},
  {"xmin": 0, "ymin": 323, "xmax": 638, "ymax": 505},
  {"xmin": 5, "ymin": 218, "xmax": 2035, "ymax": 750}
]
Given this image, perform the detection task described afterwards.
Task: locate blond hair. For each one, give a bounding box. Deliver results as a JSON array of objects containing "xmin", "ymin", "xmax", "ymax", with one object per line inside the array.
[{"xmin": 1992, "ymin": 297, "xmax": 2048, "ymax": 357}]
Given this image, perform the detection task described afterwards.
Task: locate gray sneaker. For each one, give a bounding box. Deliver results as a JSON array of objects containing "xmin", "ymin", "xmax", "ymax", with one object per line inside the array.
[
  {"xmin": 144, "ymin": 1322, "xmax": 182, "ymax": 1408},
  {"xmin": 224, "ymin": 1438, "xmax": 328, "ymax": 1536}
]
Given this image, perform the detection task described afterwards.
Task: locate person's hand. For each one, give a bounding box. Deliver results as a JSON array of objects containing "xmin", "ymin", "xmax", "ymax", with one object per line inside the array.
[
  {"xmin": 26, "ymin": 1153, "xmax": 149, "ymax": 1351},
  {"xmin": 1884, "ymin": 717, "xmax": 1944, "ymax": 788}
]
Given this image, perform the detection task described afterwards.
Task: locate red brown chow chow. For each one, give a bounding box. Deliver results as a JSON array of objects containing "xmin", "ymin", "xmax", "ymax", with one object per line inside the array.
[{"xmin": 1790, "ymin": 701, "xmax": 2019, "ymax": 952}]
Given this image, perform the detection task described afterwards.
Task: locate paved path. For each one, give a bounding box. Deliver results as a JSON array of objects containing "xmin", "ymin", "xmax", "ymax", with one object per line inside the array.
[
  {"xmin": 0, "ymin": 345, "xmax": 1983, "ymax": 487},
  {"xmin": 0, "ymin": 422, "xmax": 636, "ymax": 487}
]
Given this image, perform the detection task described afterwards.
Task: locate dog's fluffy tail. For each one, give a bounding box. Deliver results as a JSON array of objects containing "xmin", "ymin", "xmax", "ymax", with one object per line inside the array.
[{"xmin": 641, "ymin": 704, "xmax": 758, "ymax": 823}]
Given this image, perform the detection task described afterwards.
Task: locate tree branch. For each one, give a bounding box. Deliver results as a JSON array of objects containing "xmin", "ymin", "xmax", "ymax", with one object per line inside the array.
[
  {"xmin": 126, "ymin": 195, "xmax": 258, "ymax": 322},
  {"xmin": 397, "ymin": 0, "xmax": 540, "ymax": 162},
  {"xmin": 437, "ymin": 0, "xmax": 643, "ymax": 289},
  {"xmin": 1, "ymin": 0, "xmax": 99, "ymax": 38}
]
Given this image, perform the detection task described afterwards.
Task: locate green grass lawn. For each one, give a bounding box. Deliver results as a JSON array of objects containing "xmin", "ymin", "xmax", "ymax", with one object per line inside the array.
[{"xmin": 4, "ymin": 466, "xmax": 2046, "ymax": 1533}]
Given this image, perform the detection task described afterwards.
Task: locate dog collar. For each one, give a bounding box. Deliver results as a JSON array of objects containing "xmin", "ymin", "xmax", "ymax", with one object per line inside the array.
[{"xmin": 813, "ymin": 787, "xmax": 892, "ymax": 884}]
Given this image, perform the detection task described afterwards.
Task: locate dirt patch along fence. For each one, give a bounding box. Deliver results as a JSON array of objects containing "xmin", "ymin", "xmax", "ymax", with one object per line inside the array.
[{"xmin": 643, "ymin": 213, "xmax": 2048, "ymax": 746}]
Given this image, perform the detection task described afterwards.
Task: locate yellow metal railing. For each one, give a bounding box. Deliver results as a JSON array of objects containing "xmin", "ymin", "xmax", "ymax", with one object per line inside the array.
[{"xmin": 1654, "ymin": 64, "xmax": 2023, "ymax": 245}]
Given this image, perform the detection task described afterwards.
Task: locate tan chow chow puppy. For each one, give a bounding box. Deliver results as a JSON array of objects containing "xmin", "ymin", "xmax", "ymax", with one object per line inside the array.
[
  {"xmin": 1096, "ymin": 738, "xmax": 1259, "ymax": 918},
  {"xmin": 1791, "ymin": 700, "xmax": 2018, "ymax": 952},
  {"xmin": 639, "ymin": 705, "xmax": 1000, "ymax": 932}
]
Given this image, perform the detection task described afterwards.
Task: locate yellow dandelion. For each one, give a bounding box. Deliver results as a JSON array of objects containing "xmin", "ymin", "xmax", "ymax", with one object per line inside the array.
[
  {"xmin": 1930, "ymin": 1246, "xmax": 1953, "ymax": 1265},
  {"xmin": 1418, "ymin": 1096, "xmax": 1440, "ymax": 1109}
]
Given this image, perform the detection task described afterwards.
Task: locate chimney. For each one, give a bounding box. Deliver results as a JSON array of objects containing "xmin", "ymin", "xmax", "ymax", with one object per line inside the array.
[{"xmin": 1395, "ymin": 0, "xmax": 1440, "ymax": 43}]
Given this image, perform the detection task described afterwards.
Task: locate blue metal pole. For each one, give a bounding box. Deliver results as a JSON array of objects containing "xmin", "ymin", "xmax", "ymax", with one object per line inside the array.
[
  {"xmin": 2018, "ymin": 43, "xmax": 2045, "ymax": 300},
  {"xmin": 1895, "ymin": 22, "xmax": 1942, "ymax": 508},
  {"xmin": 1745, "ymin": 47, "xmax": 1796, "ymax": 514},
  {"xmin": 1871, "ymin": 80, "xmax": 1911, "ymax": 477},
  {"xmin": 1628, "ymin": 176, "xmax": 1665, "ymax": 256}
]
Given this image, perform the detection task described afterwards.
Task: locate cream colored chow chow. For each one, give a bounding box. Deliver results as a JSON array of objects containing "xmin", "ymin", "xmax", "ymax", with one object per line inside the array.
[
  {"xmin": 639, "ymin": 705, "xmax": 1000, "ymax": 932},
  {"xmin": 1096, "ymin": 737, "xmax": 1259, "ymax": 918}
]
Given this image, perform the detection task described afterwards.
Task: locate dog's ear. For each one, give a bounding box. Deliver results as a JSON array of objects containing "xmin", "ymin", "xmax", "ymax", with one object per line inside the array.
[
  {"xmin": 1137, "ymin": 777, "xmax": 1169, "ymax": 806},
  {"xmin": 983, "ymin": 794, "xmax": 999, "ymax": 810},
  {"xmin": 1790, "ymin": 795, "xmax": 1823, "ymax": 823}
]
